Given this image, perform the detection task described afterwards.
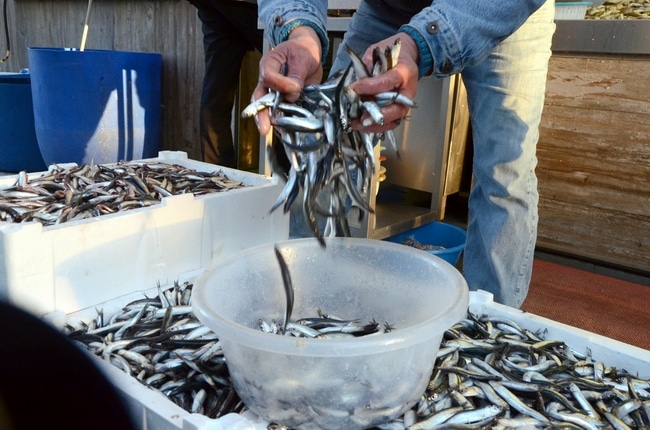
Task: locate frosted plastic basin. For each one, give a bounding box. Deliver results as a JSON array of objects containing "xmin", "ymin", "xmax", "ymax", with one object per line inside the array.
[{"xmin": 192, "ymin": 237, "xmax": 469, "ymax": 429}]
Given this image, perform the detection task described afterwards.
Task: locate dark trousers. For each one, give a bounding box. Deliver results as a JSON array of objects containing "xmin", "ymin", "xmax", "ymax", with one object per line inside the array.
[{"xmin": 191, "ymin": 0, "xmax": 262, "ymax": 167}]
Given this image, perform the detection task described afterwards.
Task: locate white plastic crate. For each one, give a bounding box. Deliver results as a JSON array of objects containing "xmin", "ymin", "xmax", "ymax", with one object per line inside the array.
[
  {"xmin": 0, "ymin": 151, "xmax": 289, "ymax": 315},
  {"xmin": 53, "ymin": 288, "xmax": 650, "ymax": 430},
  {"xmin": 555, "ymin": 1, "xmax": 593, "ymax": 19}
]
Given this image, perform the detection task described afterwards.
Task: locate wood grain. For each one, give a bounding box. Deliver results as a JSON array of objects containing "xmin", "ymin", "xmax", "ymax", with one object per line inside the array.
[
  {"xmin": 1, "ymin": 0, "xmax": 205, "ymax": 160},
  {"xmin": 536, "ymin": 55, "xmax": 650, "ymax": 272}
]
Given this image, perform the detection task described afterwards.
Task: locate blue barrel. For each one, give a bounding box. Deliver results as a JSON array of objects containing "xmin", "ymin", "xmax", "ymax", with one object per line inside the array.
[
  {"xmin": 28, "ymin": 47, "xmax": 162, "ymax": 166},
  {"xmin": 0, "ymin": 72, "xmax": 47, "ymax": 172}
]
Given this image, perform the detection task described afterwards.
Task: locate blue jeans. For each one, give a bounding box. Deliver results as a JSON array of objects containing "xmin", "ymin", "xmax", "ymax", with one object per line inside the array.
[{"xmin": 331, "ymin": 0, "xmax": 555, "ymax": 308}]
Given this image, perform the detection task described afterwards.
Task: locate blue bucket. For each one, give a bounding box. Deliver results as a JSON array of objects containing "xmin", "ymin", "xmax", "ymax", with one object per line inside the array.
[
  {"xmin": 0, "ymin": 72, "xmax": 47, "ymax": 172},
  {"xmin": 384, "ymin": 221, "xmax": 467, "ymax": 266},
  {"xmin": 27, "ymin": 47, "xmax": 162, "ymax": 166}
]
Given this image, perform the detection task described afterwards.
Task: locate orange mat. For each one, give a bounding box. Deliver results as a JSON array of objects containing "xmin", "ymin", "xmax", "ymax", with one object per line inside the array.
[{"xmin": 522, "ymin": 259, "xmax": 650, "ymax": 351}]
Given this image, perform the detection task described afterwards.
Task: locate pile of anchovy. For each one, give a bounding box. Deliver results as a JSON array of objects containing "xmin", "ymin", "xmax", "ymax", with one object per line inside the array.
[
  {"xmin": 374, "ymin": 314, "xmax": 650, "ymax": 430},
  {"xmin": 63, "ymin": 281, "xmax": 245, "ymax": 419},
  {"xmin": 258, "ymin": 312, "xmax": 392, "ymax": 339},
  {"xmin": 242, "ymin": 40, "xmax": 416, "ymax": 246},
  {"xmin": 63, "ymin": 280, "xmax": 650, "ymax": 429},
  {"xmin": 0, "ymin": 161, "xmax": 246, "ymax": 226},
  {"xmin": 258, "ymin": 307, "xmax": 392, "ymax": 339}
]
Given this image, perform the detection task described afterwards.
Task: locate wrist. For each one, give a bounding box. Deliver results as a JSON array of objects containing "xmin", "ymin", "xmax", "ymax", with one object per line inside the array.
[
  {"xmin": 280, "ymin": 19, "xmax": 329, "ymax": 64},
  {"xmin": 398, "ymin": 26, "xmax": 433, "ymax": 79}
]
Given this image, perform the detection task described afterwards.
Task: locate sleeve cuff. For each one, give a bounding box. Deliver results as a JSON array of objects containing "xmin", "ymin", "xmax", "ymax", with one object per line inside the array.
[
  {"xmin": 399, "ymin": 25, "xmax": 434, "ymax": 79},
  {"xmin": 279, "ymin": 18, "xmax": 329, "ymax": 65}
]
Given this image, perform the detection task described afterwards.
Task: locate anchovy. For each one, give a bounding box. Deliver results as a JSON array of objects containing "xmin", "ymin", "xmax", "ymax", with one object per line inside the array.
[
  {"xmin": 271, "ymin": 116, "xmax": 324, "ymax": 133},
  {"xmin": 62, "ymin": 281, "xmax": 244, "ymax": 420},
  {"xmin": 240, "ymin": 92, "xmax": 277, "ymax": 118},
  {"xmin": 274, "ymin": 246, "xmax": 294, "ymax": 335}
]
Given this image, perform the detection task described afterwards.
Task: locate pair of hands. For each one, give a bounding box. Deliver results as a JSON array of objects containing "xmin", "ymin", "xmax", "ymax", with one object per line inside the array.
[{"xmin": 252, "ymin": 26, "xmax": 420, "ymax": 136}]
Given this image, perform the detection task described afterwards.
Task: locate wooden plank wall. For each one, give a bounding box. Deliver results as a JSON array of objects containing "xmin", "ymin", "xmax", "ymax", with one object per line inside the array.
[
  {"xmin": 0, "ymin": 0, "xmax": 205, "ymax": 160},
  {"xmin": 536, "ymin": 54, "xmax": 650, "ymax": 273}
]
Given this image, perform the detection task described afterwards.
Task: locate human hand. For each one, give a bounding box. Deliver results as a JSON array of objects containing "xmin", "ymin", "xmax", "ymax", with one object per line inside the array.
[
  {"xmin": 252, "ymin": 26, "xmax": 324, "ymax": 136},
  {"xmin": 350, "ymin": 33, "xmax": 420, "ymax": 133}
]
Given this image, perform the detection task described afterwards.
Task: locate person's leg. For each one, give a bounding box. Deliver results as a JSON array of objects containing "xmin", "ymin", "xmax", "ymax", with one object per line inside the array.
[
  {"xmin": 460, "ymin": 0, "xmax": 555, "ymax": 308},
  {"xmin": 198, "ymin": 1, "xmax": 262, "ymax": 167}
]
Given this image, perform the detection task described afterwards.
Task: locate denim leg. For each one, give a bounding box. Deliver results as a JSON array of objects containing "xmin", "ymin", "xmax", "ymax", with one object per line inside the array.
[
  {"xmin": 196, "ymin": 2, "xmax": 262, "ymax": 167},
  {"xmin": 460, "ymin": 0, "xmax": 555, "ymax": 308}
]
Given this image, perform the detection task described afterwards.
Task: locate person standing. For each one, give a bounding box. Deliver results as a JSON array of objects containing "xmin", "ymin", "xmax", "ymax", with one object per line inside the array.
[
  {"xmin": 188, "ymin": 0, "xmax": 263, "ymax": 167},
  {"xmin": 251, "ymin": 0, "xmax": 556, "ymax": 308}
]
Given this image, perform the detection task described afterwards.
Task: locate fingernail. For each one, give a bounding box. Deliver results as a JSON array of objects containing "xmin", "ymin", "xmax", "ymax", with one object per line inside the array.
[{"xmin": 362, "ymin": 118, "xmax": 373, "ymax": 127}]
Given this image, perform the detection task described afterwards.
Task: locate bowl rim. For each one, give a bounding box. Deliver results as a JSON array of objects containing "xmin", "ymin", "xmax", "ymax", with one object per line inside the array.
[{"xmin": 192, "ymin": 237, "xmax": 470, "ymax": 357}]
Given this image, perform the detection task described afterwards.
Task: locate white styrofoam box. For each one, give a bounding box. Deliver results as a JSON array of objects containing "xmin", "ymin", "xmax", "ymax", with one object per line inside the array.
[
  {"xmin": 54, "ymin": 288, "xmax": 650, "ymax": 430},
  {"xmin": 0, "ymin": 151, "xmax": 289, "ymax": 315},
  {"xmin": 555, "ymin": 1, "xmax": 593, "ymax": 19}
]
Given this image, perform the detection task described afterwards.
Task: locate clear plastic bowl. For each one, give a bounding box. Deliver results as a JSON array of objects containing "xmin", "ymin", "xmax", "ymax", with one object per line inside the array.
[{"xmin": 192, "ymin": 237, "xmax": 469, "ymax": 429}]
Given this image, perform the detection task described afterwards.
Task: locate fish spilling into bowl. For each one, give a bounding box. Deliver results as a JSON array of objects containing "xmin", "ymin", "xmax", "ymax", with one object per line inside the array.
[
  {"xmin": 258, "ymin": 310, "xmax": 393, "ymax": 338},
  {"xmin": 262, "ymin": 245, "xmax": 394, "ymax": 339}
]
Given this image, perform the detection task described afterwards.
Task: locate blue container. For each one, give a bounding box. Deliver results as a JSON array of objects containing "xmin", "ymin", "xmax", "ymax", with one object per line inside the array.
[
  {"xmin": 385, "ymin": 221, "xmax": 467, "ymax": 266},
  {"xmin": 28, "ymin": 47, "xmax": 162, "ymax": 166},
  {"xmin": 0, "ymin": 72, "xmax": 47, "ymax": 172}
]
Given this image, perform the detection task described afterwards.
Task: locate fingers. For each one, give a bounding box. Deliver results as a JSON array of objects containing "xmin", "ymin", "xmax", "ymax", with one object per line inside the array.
[
  {"xmin": 351, "ymin": 102, "xmax": 410, "ymax": 133},
  {"xmin": 350, "ymin": 64, "xmax": 416, "ymax": 100},
  {"xmin": 254, "ymin": 105, "xmax": 272, "ymax": 136},
  {"xmin": 347, "ymin": 64, "xmax": 417, "ymax": 133},
  {"xmin": 256, "ymin": 52, "xmax": 302, "ymax": 98},
  {"xmin": 250, "ymin": 56, "xmax": 299, "ymax": 136},
  {"xmin": 347, "ymin": 33, "xmax": 420, "ymax": 133},
  {"xmin": 250, "ymin": 31, "xmax": 323, "ymax": 135}
]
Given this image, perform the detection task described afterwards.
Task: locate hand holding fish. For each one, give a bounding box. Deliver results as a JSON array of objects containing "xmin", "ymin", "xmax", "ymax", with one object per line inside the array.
[
  {"xmin": 241, "ymin": 32, "xmax": 417, "ymax": 245},
  {"xmin": 349, "ymin": 33, "xmax": 420, "ymax": 134},
  {"xmin": 252, "ymin": 26, "xmax": 323, "ymax": 136}
]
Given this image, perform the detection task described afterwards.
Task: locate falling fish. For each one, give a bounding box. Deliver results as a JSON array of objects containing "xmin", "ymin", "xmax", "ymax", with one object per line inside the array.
[{"xmin": 242, "ymin": 39, "xmax": 415, "ymax": 247}]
